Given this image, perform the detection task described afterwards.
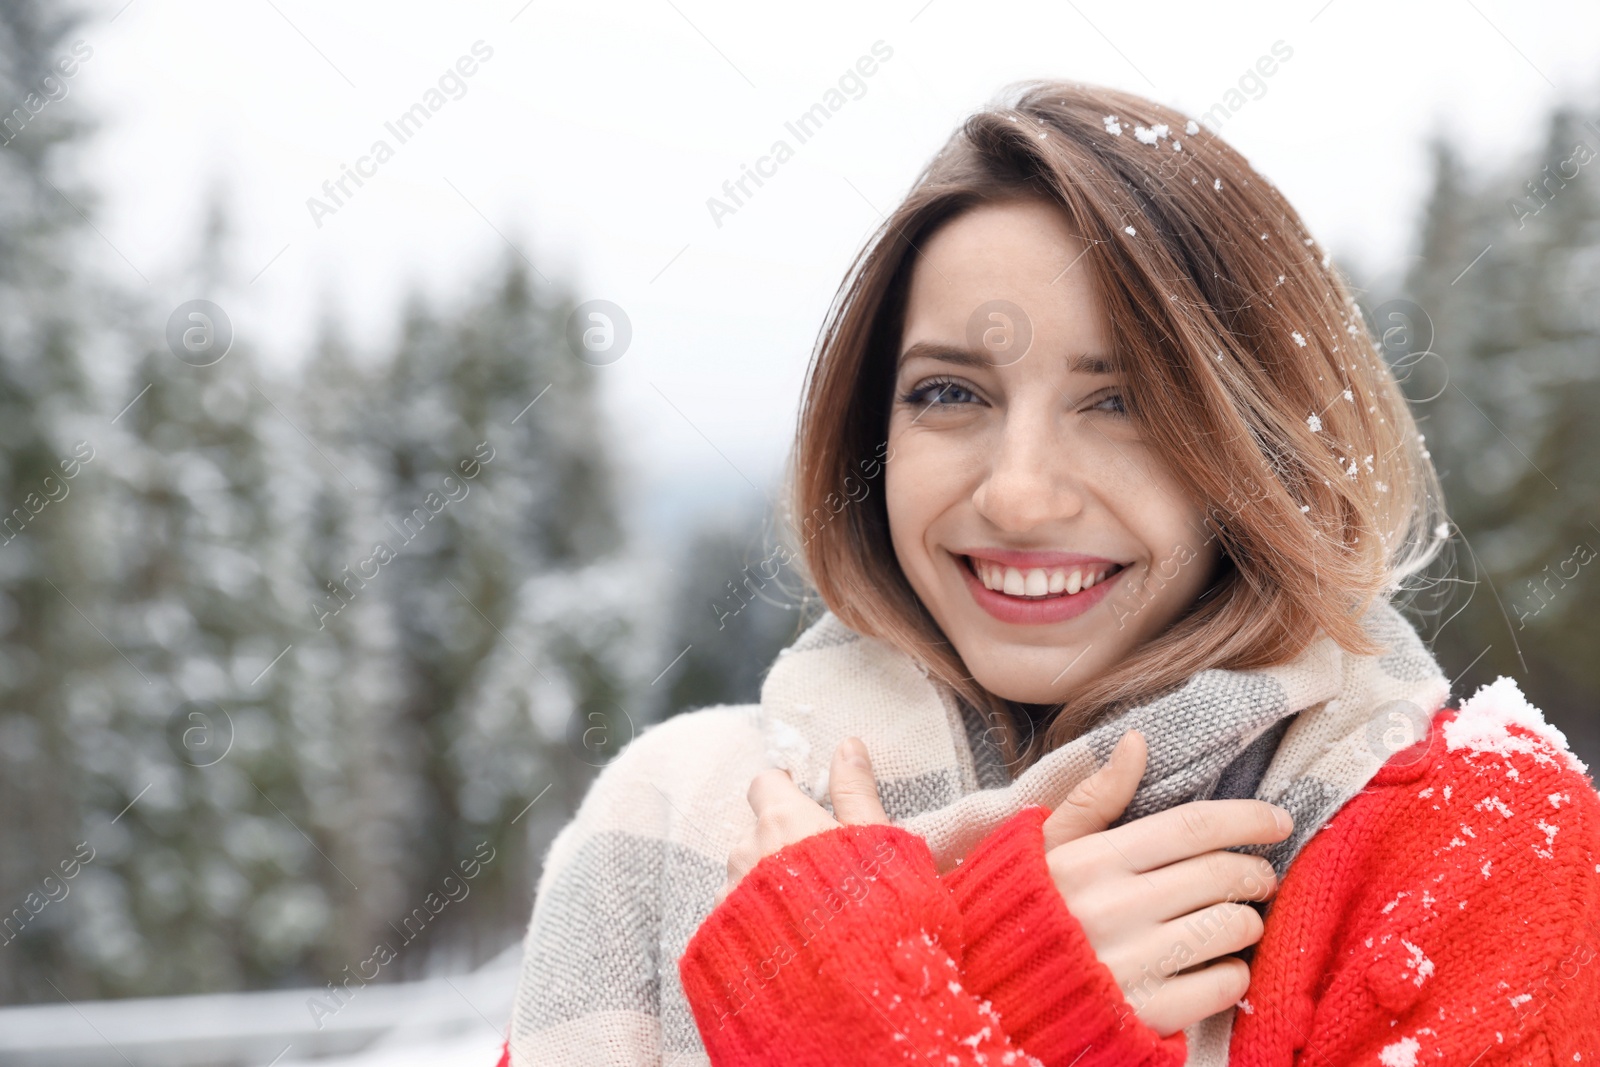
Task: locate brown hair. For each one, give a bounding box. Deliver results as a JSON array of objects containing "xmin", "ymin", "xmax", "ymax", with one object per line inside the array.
[{"xmin": 781, "ymin": 80, "xmax": 1446, "ymax": 772}]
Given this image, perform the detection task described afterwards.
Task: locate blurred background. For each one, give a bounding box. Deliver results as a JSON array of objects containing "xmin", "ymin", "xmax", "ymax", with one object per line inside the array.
[{"xmin": 0, "ymin": 0, "xmax": 1596, "ymax": 1063}]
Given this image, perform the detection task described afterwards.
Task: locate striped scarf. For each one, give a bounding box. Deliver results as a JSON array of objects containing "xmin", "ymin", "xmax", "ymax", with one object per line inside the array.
[{"xmin": 505, "ymin": 598, "xmax": 1450, "ymax": 1065}]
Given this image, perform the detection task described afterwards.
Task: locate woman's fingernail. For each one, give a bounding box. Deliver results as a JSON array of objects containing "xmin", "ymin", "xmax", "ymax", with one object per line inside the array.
[
  {"xmin": 1274, "ymin": 807, "xmax": 1294, "ymax": 834},
  {"xmin": 840, "ymin": 737, "xmax": 869, "ymax": 767}
]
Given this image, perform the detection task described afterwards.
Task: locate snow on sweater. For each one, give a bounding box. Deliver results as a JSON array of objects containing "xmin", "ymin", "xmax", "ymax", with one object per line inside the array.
[
  {"xmin": 496, "ymin": 605, "xmax": 1597, "ymax": 1064},
  {"xmin": 676, "ymin": 703, "xmax": 1600, "ymax": 1065}
]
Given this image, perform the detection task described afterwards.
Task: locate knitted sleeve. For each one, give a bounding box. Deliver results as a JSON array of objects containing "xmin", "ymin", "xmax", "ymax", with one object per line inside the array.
[
  {"xmin": 677, "ymin": 813, "xmax": 1184, "ymax": 1067},
  {"xmin": 939, "ymin": 805, "xmax": 1187, "ymax": 1065}
]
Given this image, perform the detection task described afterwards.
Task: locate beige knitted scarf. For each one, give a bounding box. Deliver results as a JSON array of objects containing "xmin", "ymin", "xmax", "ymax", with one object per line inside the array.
[{"xmin": 505, "ymin": 598, "xmax": 1450, "ymax": 1066}]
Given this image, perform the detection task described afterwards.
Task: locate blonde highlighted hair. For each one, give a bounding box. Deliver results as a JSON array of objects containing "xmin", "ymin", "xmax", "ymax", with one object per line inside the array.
[{"xmin": 782, "ymin": 80, "xmax": 1446, "ymax": 771}]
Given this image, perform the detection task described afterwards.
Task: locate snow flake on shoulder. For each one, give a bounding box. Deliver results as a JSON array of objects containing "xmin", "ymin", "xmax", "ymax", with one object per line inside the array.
[
  {"xmin": 1399, "ymin": 938, "xmax": 1435, "ymax": 987},
  {"xmin": 1379, "ymin": 1034, "xmax": 1421, "ymax": 1067},
  {"xmin": 1474, "ymin": 795, "xmax": 1514, "ymax": 819},
  {"xmin": 1443, "ymin": 676, "xmax": 1588, "ymax": 775}
]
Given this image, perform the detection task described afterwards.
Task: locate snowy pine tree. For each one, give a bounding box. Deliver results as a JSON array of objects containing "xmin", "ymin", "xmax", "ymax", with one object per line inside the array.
[
  {"xmin": 0, "ymin": 0, "xmax": 130, "ymax": 1003},
  {"xmin": 74, "ymin": 192, "xmax": 349, "ymax": 995},
  {"xmin": 363, "ymin": 254, "xmax": 635, "ymax": 966},
  {"xmin": 1394, "ymin": 114, "xmax": 1600, "ymax": 767}
]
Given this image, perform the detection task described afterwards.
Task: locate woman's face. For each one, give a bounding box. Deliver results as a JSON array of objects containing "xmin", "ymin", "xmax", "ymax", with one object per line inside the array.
[{"xmin": 885, "ymin": 198, "xmax": 1223, "ymax": 704}]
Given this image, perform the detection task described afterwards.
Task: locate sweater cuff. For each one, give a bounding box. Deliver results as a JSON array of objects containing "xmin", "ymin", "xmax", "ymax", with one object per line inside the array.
[
  {"xmin": 678, "ymin": 821, "xmax": 961, "ymax": 1061},
  {"xmin": 941, "ymin": 805, "xmax": 1187, "ymax": 1067}
]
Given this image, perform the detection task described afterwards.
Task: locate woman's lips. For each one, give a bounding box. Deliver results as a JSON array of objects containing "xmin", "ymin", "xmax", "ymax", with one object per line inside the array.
[{"xmin": 956, "ymin": 553, "xmax": 1126, "ymax": 625}]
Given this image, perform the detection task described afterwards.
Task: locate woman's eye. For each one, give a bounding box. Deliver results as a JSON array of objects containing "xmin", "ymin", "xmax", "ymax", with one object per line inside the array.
[
  {"xmin": 1092, "ymin": 392, "xmax": 1129, "ymax": 416},
  {"xmin": 900, "ymin": 378, "xmax": 978, "ymax": 408}
]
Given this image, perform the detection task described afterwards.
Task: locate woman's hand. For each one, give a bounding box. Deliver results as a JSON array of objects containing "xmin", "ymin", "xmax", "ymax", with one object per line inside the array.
[
  {"xmin": 719, "ymin": 729, "xmax": 1289, "ymax": 1039},
  {"xmin": 716, "ymin": 737, "xmax": 888, "ymax": 906},
  {"xmin": 1040, "ymin": 730, "xmax": 1291, "ymax": 1038}
]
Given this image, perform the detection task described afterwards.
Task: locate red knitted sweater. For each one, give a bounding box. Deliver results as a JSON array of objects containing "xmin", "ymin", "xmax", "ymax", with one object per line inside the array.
[{"xmin": 672, "ymin": 708, "xmax": 1600, "ymax": 1066}]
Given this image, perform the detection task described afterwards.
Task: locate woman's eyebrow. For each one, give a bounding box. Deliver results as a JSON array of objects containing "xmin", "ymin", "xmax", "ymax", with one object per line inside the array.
[
  {"xmin": 897, "ymin": 341, "xmax": 989, "ymax": 370},
  {"xmin": 896, "ymin": 340, "xmax": 1118, "ymax": 375},
  {"xmin": 1068, "ymin": 353, "xmax": 1118, "ymax": 375}
]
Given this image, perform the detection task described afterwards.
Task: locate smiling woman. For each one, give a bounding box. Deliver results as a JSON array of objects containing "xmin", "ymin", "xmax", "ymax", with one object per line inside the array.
[
  {"xmin": 789, "ymin": 84, "xmax": 1444, "ymax": 763},
  {"xmin": 500, "ymin": 79, "xmax": 1600, "ymax": 1067},
  {"xmin": 883, "ymin": 201, "xmax": 1222, "ymax": 704}
]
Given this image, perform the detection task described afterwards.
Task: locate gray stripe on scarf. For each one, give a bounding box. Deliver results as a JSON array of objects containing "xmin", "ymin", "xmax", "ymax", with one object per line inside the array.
[{"xmin": 1088, "ymin": 669, "xmax": 1289, "ymax": 824}]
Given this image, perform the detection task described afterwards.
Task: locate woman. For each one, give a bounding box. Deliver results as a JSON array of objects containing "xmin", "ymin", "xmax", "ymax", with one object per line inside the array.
[{"xmin": 498, "ymin": 81, "xmax": 1599, "ymax": 1066}]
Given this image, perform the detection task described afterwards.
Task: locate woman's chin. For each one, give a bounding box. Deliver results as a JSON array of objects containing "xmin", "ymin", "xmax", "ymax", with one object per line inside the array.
[
  {"xmin": 960, "ymin": 662, "xmax": 1075, "ymax": 703},
  {"xmin": 965, "ymin": 649, "xmax": 1098, "ymax": 706}
]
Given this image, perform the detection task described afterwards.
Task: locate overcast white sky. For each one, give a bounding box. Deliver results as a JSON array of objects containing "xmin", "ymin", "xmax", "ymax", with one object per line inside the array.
[{"xmin": 61, "ymin": 0, "xmax": 1600, "ymax": 537}]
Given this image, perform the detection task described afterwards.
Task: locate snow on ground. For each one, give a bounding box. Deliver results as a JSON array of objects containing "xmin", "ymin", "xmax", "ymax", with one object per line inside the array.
[
  {"xmin": 0, "ymin": 945, "xmax": 521, "ymax": 1067},
  {"xmin": 281, "ymin": 1024, "xmax": 504, "ymax": 1067}
]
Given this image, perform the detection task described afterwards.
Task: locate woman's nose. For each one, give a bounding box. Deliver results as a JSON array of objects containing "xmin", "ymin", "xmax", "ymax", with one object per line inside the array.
[{"xmin": 970, "ymin": 416, "xmax": 1086, "ymax": 532}]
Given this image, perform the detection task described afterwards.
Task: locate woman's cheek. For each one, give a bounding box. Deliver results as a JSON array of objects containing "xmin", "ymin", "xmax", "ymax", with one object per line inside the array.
[
  {"xmin": 883, "ymin": 446, "xmax": 920, "ymax": 567},
  {"xmin": 1136, "ymin": 532, "xmax": 1222, "ymax": 636},
  {"xmin": 884, "ymin": 427, "xmax": 952, "ymax": 584}
]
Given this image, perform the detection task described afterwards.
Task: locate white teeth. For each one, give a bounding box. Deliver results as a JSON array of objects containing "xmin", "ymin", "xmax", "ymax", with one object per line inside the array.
[{"xmin": 971, "ymin": 557, "xmax": 1116, "ymax": 598}]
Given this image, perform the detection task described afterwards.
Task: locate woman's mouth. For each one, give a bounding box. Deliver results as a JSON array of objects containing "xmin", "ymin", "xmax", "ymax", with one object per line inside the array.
[
  {"xmin": 955, "ymin": 553, "xmax": 1128, "ymax": 625},
  {"xmin": 965, "ymin": 556, "xmax": 1125, "ymax": 598}
]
